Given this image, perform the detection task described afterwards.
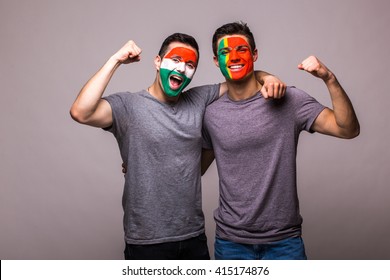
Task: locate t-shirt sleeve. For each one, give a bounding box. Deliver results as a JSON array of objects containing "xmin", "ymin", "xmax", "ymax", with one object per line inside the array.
[
  {"xmin": 185, "ymin": 84, "xmax": 220, "ymax": 106},
  {"xmin": 290, "ymin": 86, "xmax": 326, "ymax": 133},
  {"xmin": 102, "ymin": 92, "xmax": 129, "ymax": 136}
]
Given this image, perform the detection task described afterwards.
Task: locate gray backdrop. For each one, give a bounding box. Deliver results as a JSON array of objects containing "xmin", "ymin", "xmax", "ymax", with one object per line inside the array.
[{"xmin": 1, "ymin": 0, "xmax": 389, "ymax": 259}]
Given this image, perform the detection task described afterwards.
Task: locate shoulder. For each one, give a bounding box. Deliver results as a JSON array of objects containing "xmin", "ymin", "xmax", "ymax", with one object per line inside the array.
[
  {"xmin": 286, "ymin": 86, "xmax": 309, "ymax": 97},
  {"xmin": 105, "ymin": 90, "xmax": 145, "ymax": 100},
  {"xmin": 103, "ymin": 90, "xmax": 146, "ymax": 104},
  {"xmin": 183, "ymin": 84, "xmax": 220, "ymax": 98},
  {"xmin": 285, "ymin": 86, "xmax": 325, "ymax": 124},
  {"xmin": 180, "ymin": 84, "xmax": 220, "ymax": 107},
  {"xmin": 285, "ymin": 86, "xmax": 319, "ymax": 104},
  {"xmin": 204, "ymin": 93, "xmax": 228, "ymax": 114}
]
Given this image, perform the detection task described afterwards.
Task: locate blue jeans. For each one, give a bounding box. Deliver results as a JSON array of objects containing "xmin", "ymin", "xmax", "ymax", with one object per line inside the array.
[
  {"xmin": 124, "ymin": 233, "xmax": 210, "ymax": 260},
  {"xmin": 215, "ymin": 236, "xmax": 307, "ymax": 260}
]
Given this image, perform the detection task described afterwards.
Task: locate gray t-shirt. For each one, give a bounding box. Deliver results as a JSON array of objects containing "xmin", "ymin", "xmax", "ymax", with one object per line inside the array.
[
  {"xmin": 202, "ymin": 86, "xmax": 325, "ymax": 244},
  {"xmin": 104, "ymin": 84, "xmax": 219, "ymax": 245}
]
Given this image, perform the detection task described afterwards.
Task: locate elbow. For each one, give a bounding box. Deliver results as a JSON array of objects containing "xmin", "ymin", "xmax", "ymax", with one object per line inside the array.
[
  {"xmin": 70, "ymin": 106, "xmax": 88, "ymax": 124},
  {"xmin": 350, "ymin": 125, "xmax": 360, "ymax": 139},
  {"xmin": 350, "ymin": 120, "xmax": 361, "ymax": 139},
  {"xmin": 343, "ymin": 123, "xmax": 360, "ymax": 139}
]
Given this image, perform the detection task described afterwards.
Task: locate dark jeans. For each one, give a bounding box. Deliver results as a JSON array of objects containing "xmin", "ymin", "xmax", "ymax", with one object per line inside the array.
[
  {"xmin": 215, "ymin": 236, "xmax": 307, "ymax": 260},
  {"xmin": 124, "ymin": 233, "xmax": 210, "ymax": 260}
]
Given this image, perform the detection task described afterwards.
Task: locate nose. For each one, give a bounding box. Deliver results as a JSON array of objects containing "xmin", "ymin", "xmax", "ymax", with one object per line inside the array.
[
  {"xmin": 229, "ymin": 50, "xmax": 240, "ymax": 62},
  {"xmin": 175, "ymin": 62, "xmax": 186, "ymax": 73}
]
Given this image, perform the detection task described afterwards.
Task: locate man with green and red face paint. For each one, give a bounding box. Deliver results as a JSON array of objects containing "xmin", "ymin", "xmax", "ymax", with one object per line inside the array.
[
  {"xmin": 217, "ymin": 36, "xmax": 255, "ymax": 81},
  {"xmin": 70, "ymin": 32, "xmax": 287, "ymax": 260},
  {"xmin": 201, "ymin": 21, "xmax": 360, "ymax": 260}
]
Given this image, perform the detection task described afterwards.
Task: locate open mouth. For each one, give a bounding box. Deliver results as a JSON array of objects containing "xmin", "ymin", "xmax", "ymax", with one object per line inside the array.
[{"xmin": 169, "ymin": 74, "xmax": 184, "ymax": 90}]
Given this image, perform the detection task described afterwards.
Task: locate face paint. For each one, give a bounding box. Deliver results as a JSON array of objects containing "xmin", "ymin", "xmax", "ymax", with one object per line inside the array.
[
  {"xmin": 159, "ymin": 47, "xmax": 197, "ymax": 97},
  {"xmin": 217, "ymin": 36, "xmax": 254, "ymax": 80}
]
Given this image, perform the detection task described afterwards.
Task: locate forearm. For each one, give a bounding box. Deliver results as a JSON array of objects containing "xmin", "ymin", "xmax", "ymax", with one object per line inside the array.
[
  {"xmin": 254, "ymin": 70, "xmax": 271, "ymax": 85},
  {"xmin": 70, "ymin": 57, "xmax": 120, "ymax": 122},
  {"xmin": 325, "ymin": 74, "xmax": 360, "ymax": 138},
  {"xmin": 254, "ymin": 70, "xmax": 286, "ymax": 99}
]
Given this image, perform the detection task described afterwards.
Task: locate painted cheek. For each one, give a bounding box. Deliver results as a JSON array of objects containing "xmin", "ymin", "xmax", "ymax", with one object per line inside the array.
[
  {"xmin": 231, "ymin": 56, "xmax": 253, "ymax": 80},
  {"xmin": 218, "ymin": 54, "xmax": 230, "ymax": 78},
  {"xmin": 160, "ymin": 58, "xmax": 176, "ymax": 71},
  {"xmin": 220, "ymin": 59, "xmax": 230, "ymax": 78},
  {"xmin": 242, "ymin": 52, "xmax": 253, "ymax": 64},
  {"xmin": 243, "ymin": 52, "xmax": 254, "ymax": 73},
  {"xmin": 217, "ymin": 39, "xmax": 230, "ymax": 78},
  {"xmin": 185, "ymin": 67, "xmax": 195, "ymax": 79}
]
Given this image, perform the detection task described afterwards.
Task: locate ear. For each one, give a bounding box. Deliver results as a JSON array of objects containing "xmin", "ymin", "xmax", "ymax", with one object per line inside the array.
[
  {"xmin": 154, "ymin": 55, "xmax": 162, "ymax": 71},
  {"xmin": 213, "ymin": 56, "xmax": 220, "ymax": 68},
  {"xmin": 252, "ymin": 49, "xmax": 259, "ymax": 62}
]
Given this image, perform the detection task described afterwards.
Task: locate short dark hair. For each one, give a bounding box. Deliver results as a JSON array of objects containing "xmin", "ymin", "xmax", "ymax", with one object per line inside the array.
[
  {"xmin": 158, "ymin": 33, "xmax": 199, "ymax": 59},
  {"xmin": 212, "ymin": 21, "xmax": 256, "ymax": 56}
]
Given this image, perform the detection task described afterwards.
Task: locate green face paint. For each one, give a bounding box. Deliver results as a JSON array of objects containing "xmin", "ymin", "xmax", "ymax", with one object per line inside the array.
[
  {"xmin": 160, "ymin": 69, "xmax": 192, "ymax": 97},
  {"xmin": 159, "ymin": 47, "xmax": 197, "ymax": 97},
  {"xmin": 218, "ymin": 38, "xmax": 230, "ymax": 79}
]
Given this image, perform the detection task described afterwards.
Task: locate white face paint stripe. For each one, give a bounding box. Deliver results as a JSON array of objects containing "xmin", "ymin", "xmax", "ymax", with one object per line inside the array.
[
  {"xmin": 185, "ymin": 66, "xmax": 195, "ymax": 79},
  {"xmin": 160, "ymin": 58, "xmax": 195, "ymax": 79},
  {"xmin": 160, "ymin": 58, "xmax": 176, "ymax": 70}
]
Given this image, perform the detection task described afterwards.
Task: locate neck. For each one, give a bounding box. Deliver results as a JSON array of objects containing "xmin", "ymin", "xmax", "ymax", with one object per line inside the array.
[
  {"xmin": 226, "ymin": 73, "xmax": 262, "ymax": 101},
  {"xmin": 148, "ymin": 77, "xmax": 180, "ymax": 104}
]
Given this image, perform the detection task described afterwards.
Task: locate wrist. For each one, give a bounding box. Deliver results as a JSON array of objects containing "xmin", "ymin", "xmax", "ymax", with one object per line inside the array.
[
  {"xmin": 108, "ymin": 55, "xmax": 123, "ymax": 68},
  {"xmin": 324, "ymin": 72, "xmax": 337, "ymax": 85},
  {"xmin": 255, "ymin": 70, "xmax": 269, "ymax": 85}
]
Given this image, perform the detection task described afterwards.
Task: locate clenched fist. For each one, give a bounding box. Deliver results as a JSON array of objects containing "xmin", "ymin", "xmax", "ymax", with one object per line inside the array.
[
  {"xmin": 298, "ymin": 56, "xmax": 334, "ymax": 82},
  {"xmin": 112, "ymin": 40, "xmax": 142, "ymax": 64}
]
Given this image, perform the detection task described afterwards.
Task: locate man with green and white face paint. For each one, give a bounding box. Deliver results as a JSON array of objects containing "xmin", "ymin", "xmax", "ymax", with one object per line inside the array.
[
  {"xmin": 159, "ymin": 46, "xmax": 197, "ymax": 97},
  {"xmin": 70, "ymin": 32, "xmax": 286, "ymax": 260}
]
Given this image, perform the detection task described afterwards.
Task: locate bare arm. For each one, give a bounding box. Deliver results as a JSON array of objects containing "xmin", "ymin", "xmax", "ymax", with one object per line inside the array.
[
  {"xmin": 218, "ymin": 70, "xmax": 286, "ymax": 98},
  {"xmin": 201, "ymin": 149, "xmax": 215, "ymax": 176},
  {"xmin": 299, "ymin": 56, "xmax": 360, "ymax": 139},
  {"xmin": 255, "ymin": 70, "xmax": 286, "ymax": 99},
  {"xmin": 70, "ymin": 40, "xmax": 142, "ymax": 128}
]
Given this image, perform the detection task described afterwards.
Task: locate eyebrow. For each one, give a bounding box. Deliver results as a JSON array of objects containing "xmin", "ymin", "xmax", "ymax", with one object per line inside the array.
[
  {"xmin": 218, "ymin": 45, "xmax": 249, "ymax": 52},
  {"xmin": 236, "ymin": 45, "xmax": 249, "ymax": 49},
  {"xmin": 171, "ymin": 54, "xmax": 197, "ymax": 64},
  {"xmin": 218, "ymin": 47, "xmax": 231, "ymax": 53}
]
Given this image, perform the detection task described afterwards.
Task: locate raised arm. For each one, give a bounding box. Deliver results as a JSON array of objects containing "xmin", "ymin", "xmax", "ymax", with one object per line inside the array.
[
  {"xmin": 218, "ymin": 70, "xmax": 286, "ymax": 98},
  {"xmin": 299, "ymin": 56, "xmax": 360, "ymax": 139},
  {"xmin": 70, "ymin": 40, "xmax": 142, "ymax": 128}
]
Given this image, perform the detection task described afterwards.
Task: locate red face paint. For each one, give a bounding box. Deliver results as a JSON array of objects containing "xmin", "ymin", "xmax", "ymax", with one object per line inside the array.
[{"xmin": 217, "ymin": 36, "xmax": 254, "ymax": 80}]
